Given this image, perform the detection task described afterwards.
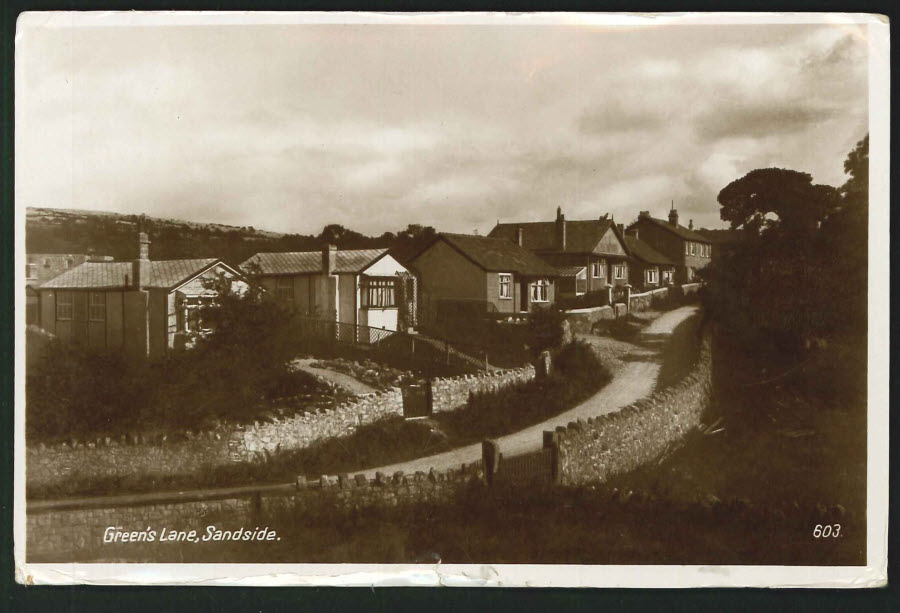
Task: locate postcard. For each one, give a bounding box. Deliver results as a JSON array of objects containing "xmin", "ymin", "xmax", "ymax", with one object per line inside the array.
[{"xmin": 13, "ymin": 11, "xmax": 889, "ymax": 587}]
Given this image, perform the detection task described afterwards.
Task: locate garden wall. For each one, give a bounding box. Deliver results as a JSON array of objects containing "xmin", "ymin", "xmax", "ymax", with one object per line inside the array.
[
  {"xmin": 555, "ymin": 328, "xmax": 712, "ymax": 485},
  {"xmin": 628, "ymin": 287, "xmax": 669, "ymax": 312},
  {"xmin": 563, "ymin": 305, "xmax": 616, "ymax": 335},
  {"xmin": 27, "ymin": 367, "xmax": 534, "ymax": 494}
]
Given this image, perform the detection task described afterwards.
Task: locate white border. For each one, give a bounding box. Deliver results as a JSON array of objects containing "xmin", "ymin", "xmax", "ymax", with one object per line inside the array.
[{"xmin": 14, "ymin": 11, "xmax": 890, "ymax": 588}]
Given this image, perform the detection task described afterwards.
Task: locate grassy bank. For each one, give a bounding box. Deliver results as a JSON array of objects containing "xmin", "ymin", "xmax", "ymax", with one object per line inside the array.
[{"xmin": 28, "ymin": 341, "xmax": 611, "ymax": 500}]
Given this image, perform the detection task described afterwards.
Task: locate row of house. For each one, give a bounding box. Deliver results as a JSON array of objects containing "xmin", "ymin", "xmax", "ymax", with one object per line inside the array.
[{"xmin": 26, "ymin": 206, "xmax": 714, "ymax": 358}]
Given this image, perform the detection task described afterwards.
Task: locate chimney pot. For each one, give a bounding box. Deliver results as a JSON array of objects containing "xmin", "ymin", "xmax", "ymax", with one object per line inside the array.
[
  {"xmin": 689, "ymin": 219, "xmax": 694, "ymax": 230},
  {"xmin": 668, "ymin": 208, "xmax": 679, "ymax": 227},
  {"xmin": 555, "ymin": 211, "xmax": 566, "ymax": 251},
  {"xmin": 133, "ymin": 232, "xmax": 151, "ymax": 289}
]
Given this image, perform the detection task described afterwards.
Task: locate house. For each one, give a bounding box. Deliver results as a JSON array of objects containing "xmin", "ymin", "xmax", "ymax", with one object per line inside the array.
[
  {"xmin": 623, "ymin": 229, "xmax": 676, "ymax": 291},
  {"xmin": 38, "ymin": 232, "xmax": 246, "ymax": 359},
  {"xmin": 241, "ymin": 246, "xmax": 417, "ymax": 335},
  {"xmin": 407, "ymin": 232, "xmax": 559, "ymax": 324},
  {"xmin": 488, "ymin": 207, "xmax": 631, "ymax": 298},
  {"xmin": 626, "ymin": 207, "xmax": 712, "ymax": 284},
  {"xmin": 25, "ymin": 253, "xmax": 113, "ymax": 326}
]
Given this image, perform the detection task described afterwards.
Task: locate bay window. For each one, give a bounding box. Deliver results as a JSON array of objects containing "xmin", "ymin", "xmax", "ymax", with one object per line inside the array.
[{"xmin": 361, "ymin": 278, "xmax": 396, "ymax": 308}]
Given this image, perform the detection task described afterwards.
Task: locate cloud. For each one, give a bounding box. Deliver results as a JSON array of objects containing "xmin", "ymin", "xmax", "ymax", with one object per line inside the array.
[
  {"xmin": 17, "ymin": 21, "xmax": 869, "ymax": 235},
  {"xmin": 694, "ymin": 101, "xmax": 840, "ymax": 141}
]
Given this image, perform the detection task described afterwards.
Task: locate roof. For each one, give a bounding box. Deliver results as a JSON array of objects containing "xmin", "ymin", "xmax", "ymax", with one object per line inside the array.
[
  {"xmin": 555, "ymin": 266, "xmax": 587, "ymax": 277},
  {"xmin": 624, "ymin": 236, "xmax": 676, "ymax": 266},
  {"xmin": 488, "ymin": 218, "xmax": 619, "ymax": 254},
  {"xmin": 414, "ymin": 233, "xmax": 559, "ymax": 277},
  {"xmin": 696, "ymin": 228, "xmax": 744, "ymax": 244},
  {"xmin": 41, "ymin": 258, "xmax": 220, "ymax": 290},
  {"xmin": 242, "ymin": 248, "xmax": 389, "ymax": 276},
  {"xmin": 630, "ymin": 215, "xmax": 710, "ymax": 243}
]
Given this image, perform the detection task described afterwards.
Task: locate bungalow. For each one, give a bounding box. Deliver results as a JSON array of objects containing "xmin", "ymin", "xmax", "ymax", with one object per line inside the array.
[
  {"xmin": 627, "ymin": 207, "xmax": 712, "ymax": 284},
  {"xmin": 488, "ymin": 207, "xmax": 631, "ymax": 297},
  {"xmin": 25, "ymin": 252, "xmax": 113, "ymax": 326},
  {"xmin": 38, "ymin": 233, "xmax": 246, "ymax": 359},
  {"xmin": 407, "ymin": 232, "xmax": 558, "ymax": 324},
  {"xmin": 241, "ymin": 246, "xmax": 417, "ymax": 335},
  {"xmin": 623, "ymin": 229, "xmax": 676, "ymax": 291}
]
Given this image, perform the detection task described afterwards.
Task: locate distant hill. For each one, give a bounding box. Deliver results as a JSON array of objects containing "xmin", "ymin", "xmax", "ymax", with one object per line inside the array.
[{"xmin": 26, "ymin": 207, "xmax": 436, "ymax": 267}]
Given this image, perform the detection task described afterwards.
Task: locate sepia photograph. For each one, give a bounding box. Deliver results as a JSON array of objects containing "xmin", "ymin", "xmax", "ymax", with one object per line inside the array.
[{"xmin": 13, "ymin": 11, "xmax": 889, "ymax": 587}]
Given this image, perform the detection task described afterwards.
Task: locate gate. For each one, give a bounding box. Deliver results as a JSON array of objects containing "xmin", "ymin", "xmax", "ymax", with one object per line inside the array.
[{"xmin": 401, "ymin": 380, "xmax": 433, "ymax": 419}]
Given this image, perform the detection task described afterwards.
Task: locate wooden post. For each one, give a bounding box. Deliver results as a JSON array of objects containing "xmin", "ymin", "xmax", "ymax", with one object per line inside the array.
[
  {"xmin": 543, "ymin": 430, "xmax": 560, "ymax": 484},
  {"xmin": 482, "ymin": 439, "xmax": 500, "ymax": 487}
]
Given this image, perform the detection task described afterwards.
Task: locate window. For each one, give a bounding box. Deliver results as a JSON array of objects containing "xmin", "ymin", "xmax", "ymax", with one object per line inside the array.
[
  {"xmin": 26, "ymin": 263, "xmax": 36, "ymax": 279},
  {"xmin": 64, "ymin": 258, "xmax": 74, "ymax": 269},
  {"xmin": 662, "ymin": 269, "xmax": 673, "ymax": 284},
  {"xmin": 685, "ymin": 243, "xmax": 690, "ymax": 255},
  {"xmin": 614, "ymin": 264, "xmax": 626, "ymax": 280},
  {"xmin": 275, "ymin": 276, "xmax": 294, "ymax": 303},
  {"xmin": 56, "ymin": 291, "xmax": 73, "ymax": 320},
  {"xmin": 89, "ymin": 292, "xmax": 106, "ymax": 321},
  {"xmin": 42, "ymin": 258, "xmax": 51, "ymax": 269},
  {"xmin": 361, "ymin": 278, "xmax": 396, "ymax": 308},
  {"xmin": 498, "ymin": 274, "xmax": 512, "ymax": 299},
  {"xmin": 530, "ymin": 279, "xmax": 550, "ymax": 303},
  {"xmin": 183, "ymin": 296, "xmax": 215, "ymax": 332},
  {"xmin": 647, "ymin": 269, "xmax": 659, "ymax": 284},
  {"xmin": 591, "ymin": 262, "xmax": 604, "ymax": 278},
  {"xmin": 690, "ymin": 242, "xmax": 696, "ymax": 256}
]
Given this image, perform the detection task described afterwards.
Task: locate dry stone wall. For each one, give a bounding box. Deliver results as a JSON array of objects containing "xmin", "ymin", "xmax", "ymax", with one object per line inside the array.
[
  {"xmin": 556, "ymin": 329, "xmax": 712, "ymax": 486},
  {"xmin": 27, "ymin": 367, "xmax": 534, "ymax": 494}
]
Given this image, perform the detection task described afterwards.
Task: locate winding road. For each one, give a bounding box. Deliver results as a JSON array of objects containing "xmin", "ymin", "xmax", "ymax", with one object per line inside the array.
[{"xmin": 359, "ymin": 305, "xmax": 700, "ymax": 478}]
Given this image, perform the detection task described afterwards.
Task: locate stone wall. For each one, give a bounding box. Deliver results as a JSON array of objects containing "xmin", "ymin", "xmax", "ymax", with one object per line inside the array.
[
  {"xmin": 556, "ymin": 328, "xmax": 712, "ymax": 486},
  {"xmin": 628, "ymin": 287, "xmax": 669, "ymax": 312},
  {"xmin": 27, "ymin": 367, "xmax": 534, "ymax": 494},
  {"xmin": 563, "ymin": 305, "xmax": 616, "ymax": 334},
  {"xmin": 26, "ymin": 464, "xmax": 482, "ymax": 562},
  {"xmin": 431, "ymin": 365, "xmax": 534, "ymax": 413}
]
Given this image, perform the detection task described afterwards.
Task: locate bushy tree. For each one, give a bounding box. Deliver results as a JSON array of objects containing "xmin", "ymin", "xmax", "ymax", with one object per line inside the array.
[{"xmin": 701, "ymin": 135, "xmax": 868, "ymax": 353}]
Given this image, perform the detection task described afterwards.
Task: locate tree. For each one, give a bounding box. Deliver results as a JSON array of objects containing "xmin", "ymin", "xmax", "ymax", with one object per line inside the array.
[{"xmin": 717, "ymin": 168, "xmax": 841, "ymax": 237}]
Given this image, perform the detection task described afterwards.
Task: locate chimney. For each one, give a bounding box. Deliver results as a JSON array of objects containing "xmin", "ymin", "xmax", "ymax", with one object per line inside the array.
[
  {"xmin": 617, "ymin": 223, "xmax": 624, "ymax": 234},
  {"xmin": 132, "ymin": 232, "xmax": 150, "ymax": 289},
  {"xmin": 688, "ymin": 219, "xmax": 694, "ymax": 230},
  {"xmin": 668, "ymin": 202, "xmax": 679, "ymax": 227},
  {"xmin": 516, "ymin": 226, "xmax": 523, "ymax": 247},
  {"xmin": 628, "ymin": 228, "xmax": 639, "ymax": 241},
  {"xmin": 322, "ymin": 244, "xmax": 337, "ymax": 275},
  {"xmin": 555, "ymin": 207, "xmax": 566, "ymax": 251},
  {"xmin": 639, "ymin": 210, "xmax": 650, "ymax": 218}
]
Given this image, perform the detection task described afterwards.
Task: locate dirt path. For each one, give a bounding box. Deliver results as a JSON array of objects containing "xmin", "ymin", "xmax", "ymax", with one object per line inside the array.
[
  {"xmin": 358, "ymin": 305, "xmax": 700, "ymax": 478},
  {"xmin": 291, "ymin": 359, "xmax": 378, "ymax": 395}
]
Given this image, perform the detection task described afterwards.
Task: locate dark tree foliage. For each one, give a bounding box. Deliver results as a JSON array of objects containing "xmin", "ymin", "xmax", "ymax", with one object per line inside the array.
[{"xmin": 701, "ymin": 135, "xmax": 868, "ymax": 354}]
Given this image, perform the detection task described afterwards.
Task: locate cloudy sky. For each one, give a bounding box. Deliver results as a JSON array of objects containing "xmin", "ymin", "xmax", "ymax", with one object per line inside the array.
[{"xmin": 17, "ymin": 16, "xmax": 869, "ymax": 235}]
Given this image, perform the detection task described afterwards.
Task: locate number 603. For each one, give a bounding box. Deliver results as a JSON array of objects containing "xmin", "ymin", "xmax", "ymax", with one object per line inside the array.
[{"xmin": 813, "ymin": 524, "xmax": 841, "ymax": 538}]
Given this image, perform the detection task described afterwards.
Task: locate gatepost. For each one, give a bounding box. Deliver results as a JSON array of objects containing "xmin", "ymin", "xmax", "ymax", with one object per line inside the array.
[
  {"xmin": 482, "ymin": 439, "xmax": 500, "ymax": 487},
  {"xmin": 543, "ymin": 430, "xmax": 561, "ymax": 484}
]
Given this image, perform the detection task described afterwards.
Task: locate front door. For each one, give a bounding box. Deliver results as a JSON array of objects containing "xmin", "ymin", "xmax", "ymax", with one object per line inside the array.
[{"xmin": 519, "ymin": 280, "xmax": 529, "ymax": 312}]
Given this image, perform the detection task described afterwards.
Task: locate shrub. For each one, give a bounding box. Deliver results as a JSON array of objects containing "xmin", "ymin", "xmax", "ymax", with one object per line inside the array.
[{"xmin": 525, "ymin": 306, "xmax": 569, "ymax": 355}]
